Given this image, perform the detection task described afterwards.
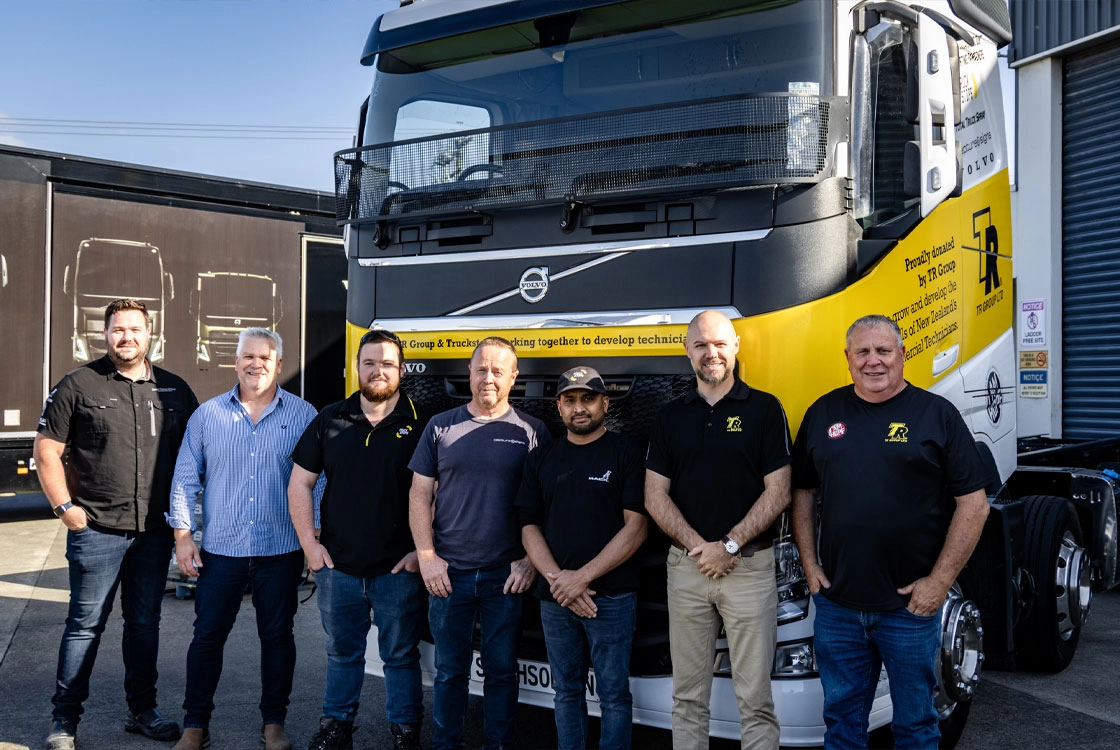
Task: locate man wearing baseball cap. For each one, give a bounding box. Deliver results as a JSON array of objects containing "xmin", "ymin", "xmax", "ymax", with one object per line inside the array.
[{"xmin": 517, "ymin": 366, "xmax": 647, "ymax": 750}]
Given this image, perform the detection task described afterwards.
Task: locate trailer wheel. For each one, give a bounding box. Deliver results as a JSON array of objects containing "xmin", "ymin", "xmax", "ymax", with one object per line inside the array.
[{"xmin": 1015, "ymin": 495, "xmax": 1092, "ymax": 672}]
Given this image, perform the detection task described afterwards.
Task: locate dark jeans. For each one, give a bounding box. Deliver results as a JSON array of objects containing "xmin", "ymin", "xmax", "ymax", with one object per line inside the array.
[
  {"xmin": 539, "ymin": 593, "xmax": 636, "ymax": 750},
  {"xmin": 182, "ymin": 548, "xmax": 304, "ymax": 728},
  {"xmin": 428, "ymin": 565, "xmax": 523, "ymax": 750},
  {"xmin": 314, "ymin": 565, "xmax": 427, "ymax": 724},
  {"xmin": 52, "ymin": 523, "xmax": 173, "ymax": 724},
  {"xmin": 813, "ymin": 592, "xmax": 942, "ymax": 749}
]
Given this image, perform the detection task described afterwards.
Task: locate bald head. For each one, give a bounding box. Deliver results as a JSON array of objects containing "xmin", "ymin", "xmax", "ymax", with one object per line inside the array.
[{"xmin": 685, "ymin": 310, "xmax": 739, "ymax": 387}]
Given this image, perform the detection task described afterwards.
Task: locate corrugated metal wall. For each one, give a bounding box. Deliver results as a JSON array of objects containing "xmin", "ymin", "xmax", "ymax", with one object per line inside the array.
[
  {"xmin": 1061, "ymin": 42, "xmax": 1120, "ymax": 438},
  {"xmin": 1009, "ymin": 0, "xmax": 1120, "ymax": 62}
]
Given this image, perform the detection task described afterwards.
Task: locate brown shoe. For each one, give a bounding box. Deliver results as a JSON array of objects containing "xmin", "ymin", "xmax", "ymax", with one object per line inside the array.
[
  {"xmin": 172, "ymin": 727, "xmax": 211, "ymax": 750},
  {"xmin": 261, "ymin": 723, "xmax": 292, "ymax": 750}
]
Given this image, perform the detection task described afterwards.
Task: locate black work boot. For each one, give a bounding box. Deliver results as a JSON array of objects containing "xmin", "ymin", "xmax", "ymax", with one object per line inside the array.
[
  {"xmin": 390, "ymin": 723, "xmax": 420, "ymax": 750},
  {"xmin": 44, "ymin": 718, "xmax": 77, "ymax": 750},
  {"xmin": 306, "ymin": 718, "xmax": 354, "ymax": 750}
]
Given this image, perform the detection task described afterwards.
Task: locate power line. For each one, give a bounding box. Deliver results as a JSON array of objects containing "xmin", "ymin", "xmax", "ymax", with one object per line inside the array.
[
  {"xmin": 0, "ymin": 129, "xmax": 349, "ymax": 141},
  {"xmin": 0, "ymin": 116, "xmax": 352, "ymax": 133}
]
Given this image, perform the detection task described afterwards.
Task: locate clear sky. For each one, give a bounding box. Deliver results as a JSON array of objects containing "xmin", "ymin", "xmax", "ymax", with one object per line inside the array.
[{"xmin": 0, "ymin": 0, "xmax": 396, "ymax": 192}]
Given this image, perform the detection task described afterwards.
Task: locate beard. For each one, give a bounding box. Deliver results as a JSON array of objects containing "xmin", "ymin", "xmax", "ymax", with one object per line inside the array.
[
  {"xmin": 564, "ymin": 412, "xmax": 606, "ymax": 436},
  {"xmin": 108, "ymin": 342, "xmax": 146, "ymax": 369},
  {"xmin": 361, "ymin": 378, "xmax": 398, "ymax": 403},
  {"xmin": 695, "ymin": 359, "xmax": 731, "ymax": 386}
]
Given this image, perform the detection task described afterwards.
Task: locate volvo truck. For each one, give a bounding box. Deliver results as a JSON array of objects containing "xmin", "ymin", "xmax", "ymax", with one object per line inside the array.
[{"xmin": 335, "ymin": 1, "xmax": 1120, "ymax": 745}]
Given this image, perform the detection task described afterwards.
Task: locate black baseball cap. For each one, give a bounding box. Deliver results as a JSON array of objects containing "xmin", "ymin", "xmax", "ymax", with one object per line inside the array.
[{"xmin": 556, "ymin": 366, "xmax": 607, "ymax": 396}]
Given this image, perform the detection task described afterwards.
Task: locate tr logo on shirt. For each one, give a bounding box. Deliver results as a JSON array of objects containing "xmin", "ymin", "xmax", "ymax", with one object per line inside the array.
[
  {"xmin": 726, "ymin": 416, "xmax": 742, "ymax": 432},
  {"xmin": 588, "ymin": 470, "xmax": 612, "ymax": 483},
  {"xmin": 885, "ymin": 422, "xmax": 909, "ymax": 443}
]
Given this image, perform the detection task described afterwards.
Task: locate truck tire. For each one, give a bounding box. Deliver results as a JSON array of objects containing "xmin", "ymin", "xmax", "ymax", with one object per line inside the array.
[{"xmin": 1015, "ymin": 495, "xmax": 1092, "ymax": 672}]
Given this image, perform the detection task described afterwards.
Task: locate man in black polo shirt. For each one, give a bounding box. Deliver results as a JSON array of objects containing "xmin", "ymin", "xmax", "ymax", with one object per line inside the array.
[
  {"xmin": 645, "ymin": 309, "xmax": 791, "ymax": 750},
  {"xmin": 518, "ymin": 366, "xmax": 647, "ymax": 750},
  {"xmin": 35, "ymin": 298, "xmax": 197, "ymax": 750},
  {"xmin": 791, "ymin": 315, "xmax": 991, "ymax": 748},
  {"xmin": 289, "ymin": 329, "xmax": 427, "ymax": 750}
]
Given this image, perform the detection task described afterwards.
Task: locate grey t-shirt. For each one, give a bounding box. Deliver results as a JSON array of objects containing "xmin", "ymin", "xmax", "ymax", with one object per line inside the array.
[{"xmin": 409, "ymin": 404, "xmax": 551, "ymax": 569}]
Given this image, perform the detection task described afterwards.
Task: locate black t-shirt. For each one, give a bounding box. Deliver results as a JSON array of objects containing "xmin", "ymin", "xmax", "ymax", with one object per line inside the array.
[
  {"xmin": 646, "ymin": 379, "xmax": 792, "ymax": 542},
  {"xmin": 291, "ymin": 392, "xmax": 426, "ymax": 578},
  {"xmin": 37, "ymin": 356, "xmax": 198, "ymax": 531},
  {"xmin": 792, "ymin": 383, "xmax": 994, "ymax": 611},
  {"xmin": 516, "ymin": 431, "xmax": 646, "ymax": 601}
]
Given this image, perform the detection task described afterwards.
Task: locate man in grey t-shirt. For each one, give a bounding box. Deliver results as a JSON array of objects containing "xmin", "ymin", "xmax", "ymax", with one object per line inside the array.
[{"xmin": 409, "ymin": 337, "xmax": 550, "ymax": 750}]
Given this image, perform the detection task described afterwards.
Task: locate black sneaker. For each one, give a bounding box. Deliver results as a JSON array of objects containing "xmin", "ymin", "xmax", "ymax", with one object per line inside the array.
[
  {"xmin": 306, "ymin": 718, "xmax": 354, "ymax": 750},
  {"xmin": 44, "ymin": 719, "xmax": 77, "ymax": 750},
  {"xmin": 390, "ymin": 723, "xmax": 420, "ymax": 750},
  {"xmin": 125, "ymin": 708, "xmax": 182, "ymax": 741}
]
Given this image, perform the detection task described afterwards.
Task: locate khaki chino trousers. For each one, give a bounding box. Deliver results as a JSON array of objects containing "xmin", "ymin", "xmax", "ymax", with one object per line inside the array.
[{"xmin": 666, "ymin": 545, "xmax": 780, "ymax": 750}]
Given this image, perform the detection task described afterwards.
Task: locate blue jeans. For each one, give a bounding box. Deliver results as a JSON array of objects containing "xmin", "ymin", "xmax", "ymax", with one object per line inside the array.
[
  {"xmin": 52, "ymin": 524, "xmax": 173, "ymax": 724},
  {"xmin": 813, "ymin": 593, "xmax": 941, "ymax": 749},
  {"xmin": 428, "ymin": 565, "xmax": 523, "ymax": 750},
  {"xmin": 182, "ymin": 549, "xmax": 304, "ymax": 728},
  {"xmin": 315, "ymin": 565, "xmax": 427, "ymax": 724},
  {"xmin": 539, "ymin": 593, "xmax": 636, "ymax": 750}
]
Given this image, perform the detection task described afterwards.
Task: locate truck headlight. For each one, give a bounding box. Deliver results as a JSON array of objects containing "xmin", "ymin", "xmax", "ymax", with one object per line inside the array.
[
  {"xmin": 773, "ymin": 639, "xmax": 817, "ymax": 677},
  {"xmin": 774, "ymin": 540, "xmax": 810, "ymax": 624},
  {"xmin": 197, "ymin": 342, "xmax": 210, "ymax": 363},
  {"xmin": 73, "ymin": 335, "xmax": 89, "ymax": 362}
]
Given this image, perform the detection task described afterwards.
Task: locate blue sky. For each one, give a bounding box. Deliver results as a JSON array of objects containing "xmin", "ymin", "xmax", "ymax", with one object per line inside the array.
[{"xmin": 0, "ymin": 0, "xmax": 396, "ymax": 191}]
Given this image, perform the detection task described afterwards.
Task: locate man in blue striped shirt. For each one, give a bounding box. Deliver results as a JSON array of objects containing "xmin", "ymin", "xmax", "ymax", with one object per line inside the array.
[{"xmin": 167, "ymin": 328, "xmax": 320, "ymax": 750}]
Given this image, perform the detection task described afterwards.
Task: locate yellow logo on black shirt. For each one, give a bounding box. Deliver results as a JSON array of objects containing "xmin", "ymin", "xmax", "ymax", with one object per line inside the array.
[
  {"xmin": 726, "ymin": 416, "xmax": 742, "ymax": 432},
  {"xmin": 885, "ymin": 422, "xmax": 909, "ymax": 443}
]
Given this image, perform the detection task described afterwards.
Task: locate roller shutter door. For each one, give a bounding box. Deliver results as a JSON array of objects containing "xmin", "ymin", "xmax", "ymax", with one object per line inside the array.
[{"xmin": 1062, "ymin": 42, "xmax": 1120, "ymax": 438}]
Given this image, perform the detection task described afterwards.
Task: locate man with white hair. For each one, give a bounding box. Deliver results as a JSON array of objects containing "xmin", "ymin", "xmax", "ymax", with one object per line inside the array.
[{"xmin": 167, "ymin": 328, "xmax": 321, "ymax": 750}]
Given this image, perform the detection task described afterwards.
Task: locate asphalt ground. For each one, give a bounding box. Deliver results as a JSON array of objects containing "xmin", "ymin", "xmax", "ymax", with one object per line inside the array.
[{"xmin": 2, "ymin": 492, "xmax": 1119, "ymax": 750}]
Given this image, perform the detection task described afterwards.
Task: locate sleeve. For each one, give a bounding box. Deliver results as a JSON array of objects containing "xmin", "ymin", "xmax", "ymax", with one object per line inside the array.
[
  {"xmin": 534, "ymin": 421, "xmax": 553, "ymax": 448},
  {"xmin": 515, "ymin": 448, "xmax": 546, "ymax": 527},
  {"xmin": 791, "ymin": 402, "xmax": 821, "ymax": 490},
  {"xmin": 290, "ymin": 412, "xmax": 325, "ymax": 475},
  {"xmin": 644, "ymin": 408, "xmax": 673, "ymax": 478},
  {"xmin": 759, "ymin": 393, "xmax": 793, "ymax": 475},
  {"xmin": 941, "ymin": 403, "xmax": 996, "ymax": 496},
  {"xmin": 620, "ymin": 436, "xmax": 647, "ymax": 514},
  {"xmin": 407, "ymin": 419, "xmax": 439, "ymax": 479},
  {"xmin": 167, "ymin": 409, "xmax": 207, "ymax": 531},
  {"xmin": 36, "ymin": 376, "xmax": 78, "ymax": 443}
]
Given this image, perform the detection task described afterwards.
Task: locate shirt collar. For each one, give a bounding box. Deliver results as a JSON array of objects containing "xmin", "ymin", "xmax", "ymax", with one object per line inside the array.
[
  {"xmin": 226, "ymin": 382, "xmax": 284, "ymax": 410},
  {"xmin": 683, "ymin": 378, "xmax": 751, "ymax": 405},
  {"xmin": 100, "ymin": 355, "xmax": 154, "ymax": 383}
]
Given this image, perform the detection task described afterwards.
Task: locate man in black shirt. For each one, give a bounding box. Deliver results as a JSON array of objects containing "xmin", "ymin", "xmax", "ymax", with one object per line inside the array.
[
  {"xmin": 289, "ymin": 329, "xmax": 427, "ymax": 750},
  {"xmin": 645, "ymin": 310, "xmax": 791, "ymax": 749},
  {"xmin": 517, "ymin": 366, "xmax": 647, "ymax": 750},
  {"xmin": 36, "ymin": 299, "xmax": 197, "ymax": 750},
  {"xmin": 791, "ymin": 314, "xmax": 992, "ymax": 749}
]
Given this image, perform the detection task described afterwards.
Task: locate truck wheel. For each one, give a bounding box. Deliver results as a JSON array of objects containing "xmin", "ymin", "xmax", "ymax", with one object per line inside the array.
[
  {"xmin": 1015, "ymin": 495, "xmax": 1092, "ymax": 672},
  {"xmin": 934, "ymin": 584, "xmax": 982, "ymax": 748}
]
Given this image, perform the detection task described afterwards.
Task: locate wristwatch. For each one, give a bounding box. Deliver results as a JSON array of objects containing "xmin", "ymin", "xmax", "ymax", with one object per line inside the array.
[
  {"xmin": 721, "ymin": 535, "xmax": 741, "ymax": 556},
  {"xmin": 52, "ymin": 501, "xmax": 74, "ymax": 518}
]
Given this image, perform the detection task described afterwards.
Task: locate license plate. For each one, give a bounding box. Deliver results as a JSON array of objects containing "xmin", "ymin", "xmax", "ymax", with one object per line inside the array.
[{"xmin": 472, "ymin": 655, "xmax": 599, "ymax": 702}]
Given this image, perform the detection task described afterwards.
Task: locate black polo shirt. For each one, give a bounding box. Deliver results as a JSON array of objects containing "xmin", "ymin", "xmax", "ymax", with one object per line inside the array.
[
  {"xmin": 291, "ymin": 391, "xmax": 427, "ymax": 579},
  {"xmin": 37, "ymin": 355, "xmax": 198, "ymax": 532},
  {"xmin": 646, "ymin": 379, "xmax": 791, "ymax": 542}
]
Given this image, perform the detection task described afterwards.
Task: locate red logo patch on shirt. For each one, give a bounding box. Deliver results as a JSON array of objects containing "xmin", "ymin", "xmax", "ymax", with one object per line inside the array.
[{"xmin": 827, "ymin": 422, "xmax": 846, "ymax": 439}]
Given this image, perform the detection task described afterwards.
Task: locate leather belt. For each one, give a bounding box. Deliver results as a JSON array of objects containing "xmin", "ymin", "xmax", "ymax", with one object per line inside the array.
[{"xmin": 672, "ymin": 539, "xmax": 773, "ymax": 557}]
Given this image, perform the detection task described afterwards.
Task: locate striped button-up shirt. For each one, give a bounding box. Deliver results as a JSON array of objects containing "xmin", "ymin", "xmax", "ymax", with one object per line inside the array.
[{"xmin": 168, "ymin": 384, "xmax": 321, "ymax": 557}]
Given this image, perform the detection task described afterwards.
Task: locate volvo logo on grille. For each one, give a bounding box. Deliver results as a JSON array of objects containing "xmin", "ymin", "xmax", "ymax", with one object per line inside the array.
[
  {"xmin": 404, "ymin": 362, "xmax": 427, "ymax": 374},
  {"xmin": 519, "ymin": 266, "xmax": 550, "ymax": 303}
]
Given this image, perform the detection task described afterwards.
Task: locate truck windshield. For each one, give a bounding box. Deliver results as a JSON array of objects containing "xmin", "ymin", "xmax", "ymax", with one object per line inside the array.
[
  {"xmin": 340, "ymin": 0, "xmax": 832, "ymax": 220},
  {"xmin": 199, "ymin": 275, "xmax": 274, "ymax": 318},
  {"xmin": 76, "ymin": 241, "xmax": 162, "ymax": 300}
]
